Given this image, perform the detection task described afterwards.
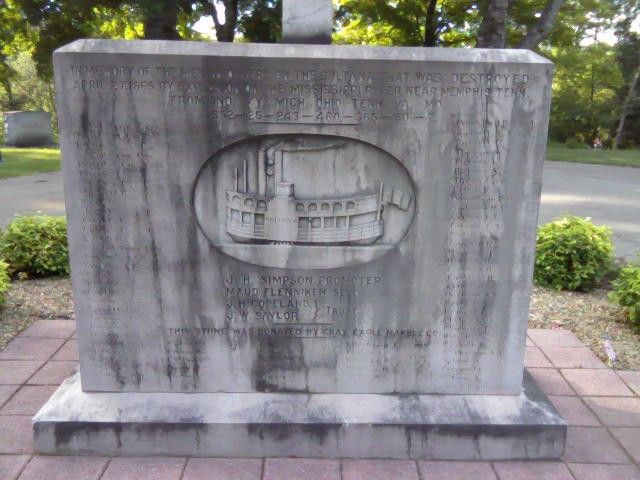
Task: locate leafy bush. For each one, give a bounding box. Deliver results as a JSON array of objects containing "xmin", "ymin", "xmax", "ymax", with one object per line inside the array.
[
  {"xmin": 0, "ymin": 259, "xmax": 9, "ymax": 305},
  {"xmin": 610, "ymin": 258, "xmax": 640, "ymax": 328},
  {"xmin": 0, "ymin": 214, "xmax": 70, "ymax": 277},
  {"xmin": 534, "ymin": 215, "xmax": 614, "ymax": 291}
]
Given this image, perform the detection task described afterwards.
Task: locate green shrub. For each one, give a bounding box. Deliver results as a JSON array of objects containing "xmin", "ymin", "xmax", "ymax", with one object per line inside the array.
[
  {"xmin": 564, "ymin": 135, "xmax": 587, "ymax": 149},
  {"xmin": 534, "ymin": 215, "xmax": 614, "ymax": 291},
  {"xmin": 610, "ymin": 258, "xmax": 640, "ymax": 328},
  {"xmin": 0, "ymin": 259, "xmax": 9, "ymax": 305},
  {"xmin": 0, "ymin": 214, "xmax": 70, "ymax": 277}
]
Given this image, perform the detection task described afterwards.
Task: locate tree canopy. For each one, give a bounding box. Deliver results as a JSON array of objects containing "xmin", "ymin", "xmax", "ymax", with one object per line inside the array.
[{"xmin": 0, "ymin": 0, "xmax": 638, "ymax": 147}]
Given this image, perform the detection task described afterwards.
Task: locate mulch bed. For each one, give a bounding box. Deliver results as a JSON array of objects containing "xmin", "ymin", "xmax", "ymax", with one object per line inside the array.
[
  {"xmin": 529, "ymin": 286, "xmax": 636, "ymax": 369},
  {"xmin": 0, "ymin": 277, "xmax": 73, "ymax": 349},
  {"xmin": 0, "ymin": 278, "xmax": 637, "ymax": 369}
]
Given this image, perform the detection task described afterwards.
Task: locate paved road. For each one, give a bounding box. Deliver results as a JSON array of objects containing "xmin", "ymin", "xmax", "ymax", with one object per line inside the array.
[
  {"xmin": 538, "ymin": 162, "xmax": 640, "ymax": 260},
  {"xmin": 0, "ymin": 171, "xmax": 65, "ymax": 226},
  {"xmin": 1, "ymin": 161, "xmax": 639, "ymax": 259}
]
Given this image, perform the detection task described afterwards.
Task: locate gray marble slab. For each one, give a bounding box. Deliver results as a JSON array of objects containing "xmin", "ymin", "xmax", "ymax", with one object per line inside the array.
[
  {"xmin": 53, "ymin": 40, "xmax": 552, "ymax": 397},
  {"xmin": 34, "ymin": 370, "xmax": 565, "ymax": 458}
]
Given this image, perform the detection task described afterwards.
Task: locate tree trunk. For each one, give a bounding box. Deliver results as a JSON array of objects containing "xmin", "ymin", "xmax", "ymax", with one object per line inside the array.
[
  {"xmin": 3, "ymin": 80, "xmax": 16, "ymax": 110},
  {"xmin": 476, "ymin": 0, "xmax": 510, "ymax": 48},
  {"xmin": 517, "ymin": 0, "xmax": 565, "ymax": 50},
  {"xmin": 143, "ymin": 0, "xmax": 181, "ymax": 40},
  {"xmin": 423, "ymin": 0, "xmax": 439, "ymax": 47},
  {"xmin": 210, "ymin": 0, "xmax": 240, "ymax": 42},
  {"xmin": 613, "ymin": 63, "xmax": 640, "ymax": 150}
]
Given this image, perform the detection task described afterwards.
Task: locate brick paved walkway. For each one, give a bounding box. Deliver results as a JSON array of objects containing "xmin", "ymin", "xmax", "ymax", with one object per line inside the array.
[{"xmin": 2, "ymin": 322, "xmax": 640, "ymax": 479}]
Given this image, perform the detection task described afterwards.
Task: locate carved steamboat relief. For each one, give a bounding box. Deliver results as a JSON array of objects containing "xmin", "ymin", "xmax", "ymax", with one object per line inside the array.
[
  {"xmin": 226, "ymin": 141, "xmax": 411, "ymax": 246},
  {"xmin": 193, "ymin": 134, "xmax": 415, "ymax": 269}
]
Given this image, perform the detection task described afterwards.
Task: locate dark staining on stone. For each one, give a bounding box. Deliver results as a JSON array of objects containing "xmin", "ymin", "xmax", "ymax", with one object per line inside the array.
[
  {"xmin": 392, "ymin": 395, "xmax": 424, "ymax": 420},
  {"xmin": 171, "ymin": 181, "xmax": 206, "ymax": 391},
  {"xmin": 479, "ymin": 233, "xmax": 498, "ymax": 262},
  {"xmin": 178, "ymin": 415, "xmax": 206, "ymax": 423},
  {"xmin": 137, "ymin": 422, "xmax": 208, "ymax": 435},
  {"xmin": 189, "ymin": 338, "xmax": 202, "ymax": 389},
  {"xmin": 131, "ymin": 360, "xmax": 143, "ymax": 388},
  {"xmin": 253, "ymin": 336, "xmax": 308, "ymax": 393},
  {"xmin": 411, "ymin": 424, "xmax": 561, "ymax": 458},
  {"xmin": 165, "ymin": 333, "xmax": 204, "ymax": 390},
  {"xmin": 106, "ymin": 332, "xmax": 127, "ymax": 388},
  {"xmin": 52, "ymin": 422, "xmax": 123, "ymax": 450},
  {"xmin": 89, "ymin": 144, "xmax": 110, "ymax": 297},
  {"xmin": 80, "ymin": 98, "xmax": 90, "ymax": 137},
  {"xmin": 300, "ymin": 423, "xmax": 341, "ymax": 445},
  {"xmin": 140, "ymin": 160, "xmax": 148, "ymax": 191},
  {"xmin": 50, "ymin": 422, "xmax": 210, "ymax": 454},
  {"xmin": 147, "ymin": 233, "xmax": 162, "ymax": 310},
  {"xmin": 247, "ymin": 423, "xmax": 341, "ymax": 445},
  {"xmin": 195, "ymin": 427, "xmax": 202, "ymax": 450},
  {"xmin": 166, "ymin": 358, "xmax": 175, "ymax": 384},
  {"xmin": 255, "ymin": 380, "xmax": 309, "ymax": 394},
  {"xmin": 404, "ymin": 427, "xmax": 412, "ymax": 455},
  {"xmin": 134, "ymin": 142, "xmax": 162, "ymax": 329},
  {"xmin": 115, "ymin": 424, "xmax": 123, "ymax": 448}
]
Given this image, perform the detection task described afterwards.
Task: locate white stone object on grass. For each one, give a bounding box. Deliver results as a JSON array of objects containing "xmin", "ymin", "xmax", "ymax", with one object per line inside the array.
[{"xmin": 4, "ymin": 111, "xmax": 53, "ymax": 147}]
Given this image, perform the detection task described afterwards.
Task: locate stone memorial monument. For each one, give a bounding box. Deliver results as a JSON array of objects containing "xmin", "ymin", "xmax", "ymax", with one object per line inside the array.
[{"xmin": 34, "ymin": 2, "xmax": 565, "ymax": 459}]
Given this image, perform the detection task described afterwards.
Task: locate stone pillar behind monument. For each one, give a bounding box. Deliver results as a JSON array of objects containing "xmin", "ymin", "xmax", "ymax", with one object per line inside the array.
[
  {"xmin": 282, "ymin": 0, "xmax": 333, "ymax": 44},
  {"xmin": 33, "ymin": 37, "xmax": 565, "ymax": 458}
]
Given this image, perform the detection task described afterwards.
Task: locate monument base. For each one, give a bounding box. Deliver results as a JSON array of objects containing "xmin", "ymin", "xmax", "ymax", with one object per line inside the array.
[{"xmin": 33, "ymin": 371, "xmax": 565, "ymax": 459}]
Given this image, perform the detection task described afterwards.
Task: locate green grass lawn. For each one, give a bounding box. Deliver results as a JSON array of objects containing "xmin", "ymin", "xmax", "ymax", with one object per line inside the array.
[
  {"xmin": 0, "ymin": 147, "xmax": 61, "ymax": 179},
  {"xmin": 546, "ymin": 142, "xmax": 640, "ymax": 168},
  {"xmin": 0, "ymin": 144, "xmax": 638, "ymax": 180}
]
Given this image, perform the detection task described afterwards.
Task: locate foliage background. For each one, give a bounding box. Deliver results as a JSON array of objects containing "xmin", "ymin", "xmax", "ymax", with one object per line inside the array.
[{"xmin": 0, "ymin": 0, "xmax": 638, "ymax": 148}]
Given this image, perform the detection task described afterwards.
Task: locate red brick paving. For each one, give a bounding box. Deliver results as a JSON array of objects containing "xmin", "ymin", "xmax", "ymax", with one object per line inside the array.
[
  {"xmin": 528, "ymin": 367, "xmax": 576, "ymax": 395},
  {"xmin": 584, "ymin": 397, "xmax": 640, "ymax": 427},
  {"xmin": 19, "ymin": 320, "xmax": 75, "ymax": 339},
  {"xmin": 263, "ymin": 458, "xmax": 340, "ymax": 480},
  {"xmin": 493, "ymin": 461, "xmax": 574, "ymax": 480},
  {"xmin": 610, "ymin": 428, "xmax": 640, "ymax": 463},
  {"xmin": 0, "ymin": 338, "xmax": 65, "ymax": 361},
  {"xmin": 0, "ymin": 416, "xmax": 33, "ymax": 454},
  {"xmin": 50, "ymin": 339, "xmax": 78, "ymax": 361},
  {"xmin": 567, "ymin": 463, "xmax": 640, "ymax": 480},
  {"xmin": 0, "ymin": 385, "xmax": 19, "ymax": 407},
  {"xmin": 562, "ymin": 369, "xmax": 634, "ymax": 396},
  {"xmin": 0, "ymin": 455, "xmax": 30, "ymax": 480},
  {"xmin": 17, "ymin": 456, "xmax": 108, "ymax": 480},
  {"xmin": 528, "ymin": 328, "xmax": 585, "ymax": 348},
  {"xmin": 182, "ymin": 459, "xmax": 262, "ymax": 480},
  {"xmin": 524, "ymin": 346, "xmax": 553, "ymax": 368},
  {"xmin": 0, "ymin": 361, "xmax": 45, "ymax": 384},
  {"xmin": 26, "ymin": 361, "xmax": 77, "ymax": 385},
  {"xmin": 619, "ymin": 371, "xmax": 640, "ymax": 395},
  {"xmin": 0, "ymin": 386, "xmax": 58, "ymax": 415},
  {"xmin": 549, "ymin": 396, "xmax": 601, "ymax": 427},
  {"xmin": 563, "ymin": 427, "xmax": 632, "ymax": 464},
  {"xmin": 342, "ymin": 459, "xmax": 419, "ymax": 480},
  {"xmin": 1, "ymin": 325, "xmax": 640, "ymax": 479},
  {"xmin": 418, "ymin": 461, "xmax": 497, "ymax": 479},
  {"xmin": 543, "ymin": 347, "xmax": 607, "ymax": 369},
  {"xmin": 101, "ymin": 457, "xmax": 185, "ymax": 480}
]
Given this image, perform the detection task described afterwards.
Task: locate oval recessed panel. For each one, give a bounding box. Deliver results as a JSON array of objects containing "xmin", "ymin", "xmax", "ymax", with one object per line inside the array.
[{"xmin": 193, "ymin": 134, "xmax": 415, "ymax": 269}]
